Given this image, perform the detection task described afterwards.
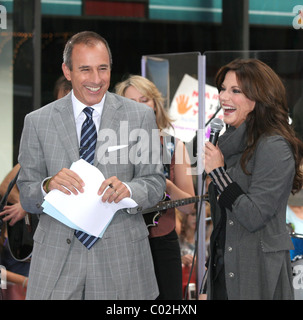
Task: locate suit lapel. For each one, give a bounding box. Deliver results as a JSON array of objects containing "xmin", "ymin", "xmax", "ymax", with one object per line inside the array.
[
  {"xmin": 99, "ymin": 92, "xmax": 122, "ymax": 131},
  {"xmin": 95, "ymin": 92, "xmax": 123, "ymax": 165},
  {"xmin": 53, "ymin": 94, "xmax": 80, "ymax": 164}
]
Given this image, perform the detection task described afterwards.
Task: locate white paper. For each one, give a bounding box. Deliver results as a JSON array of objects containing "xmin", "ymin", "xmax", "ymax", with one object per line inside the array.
[{"xmin": 42, "ymin": 159, "xmax": 138, "ymax": 237}]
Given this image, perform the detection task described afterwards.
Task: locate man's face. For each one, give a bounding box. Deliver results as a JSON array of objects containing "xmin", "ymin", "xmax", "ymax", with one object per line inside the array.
[{"xmin": 62, "ymin": 42, "xmax": 111, "ymax": 106}]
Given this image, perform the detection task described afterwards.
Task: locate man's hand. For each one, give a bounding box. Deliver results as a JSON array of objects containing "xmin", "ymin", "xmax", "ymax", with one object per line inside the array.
[
  {"xmin": 98, "ymin": 176, "xmax": 130, "ymax": 203},
  {"xmin": 44, "ymin": 168, "xmax": 85, "ymax": 195}
]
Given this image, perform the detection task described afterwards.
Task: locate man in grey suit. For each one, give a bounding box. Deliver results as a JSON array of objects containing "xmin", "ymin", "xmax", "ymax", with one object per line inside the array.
[{"xmin": 17, "ymin": 31, "xmax": 166, "ymax": 299}]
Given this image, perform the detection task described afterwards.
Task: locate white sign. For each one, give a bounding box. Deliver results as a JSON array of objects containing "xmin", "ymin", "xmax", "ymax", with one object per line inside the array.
[{"xmin": 165, "ymin": 74, "xmax": 223, "ymax": 143}]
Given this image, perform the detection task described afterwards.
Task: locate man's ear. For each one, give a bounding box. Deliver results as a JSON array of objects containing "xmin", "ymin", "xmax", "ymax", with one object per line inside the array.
[{"xmin": 62, "ymin": 63, "xmax": 71, "ymax": 81}]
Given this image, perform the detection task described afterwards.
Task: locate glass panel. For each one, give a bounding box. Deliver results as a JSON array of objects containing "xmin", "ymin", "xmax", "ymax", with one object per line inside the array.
[
  {"xmin": 142, "ymin": 52, "xmax": 204, "ymax": 299},
  {"xmin": 142, "ymin": 52, "xmax": 201, "ymax": 145},
  {"xmin": 0, "ymin": 3, "xmax": 13, "ymax": 181}
]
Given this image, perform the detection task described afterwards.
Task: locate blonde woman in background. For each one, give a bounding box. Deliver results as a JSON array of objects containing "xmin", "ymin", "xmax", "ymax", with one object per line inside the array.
[{"xmin": 115, "ymin": 75, "xmax": 195, "ymax": 300}]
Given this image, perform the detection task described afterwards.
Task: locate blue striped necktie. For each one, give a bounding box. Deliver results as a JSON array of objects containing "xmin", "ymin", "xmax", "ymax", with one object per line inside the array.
[{"xmin": 74, "ymin": 107, "xmax": 99, "ymax": 249}]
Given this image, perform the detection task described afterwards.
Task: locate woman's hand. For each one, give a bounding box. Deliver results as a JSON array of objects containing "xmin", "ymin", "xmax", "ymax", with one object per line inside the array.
[
  {"xmin": 0, "ymin": 202, "xmax": 27, "ymax": 226},
  {"xmin": 182, "ymin": 254, "xmax": 194, "ymax": 267},
  {"xmin": 204, "ymin": 141, "xmax": 225, "ymax": 174}
]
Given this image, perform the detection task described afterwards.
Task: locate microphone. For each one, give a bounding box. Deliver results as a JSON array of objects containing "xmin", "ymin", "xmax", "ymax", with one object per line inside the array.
[
  {"xmin": 209, "ymin": 118, "xmax": 224, "ymax": 145},
  {"xmin": 202, "ymin": 118, "xmax": 224, "ymax": 180}
]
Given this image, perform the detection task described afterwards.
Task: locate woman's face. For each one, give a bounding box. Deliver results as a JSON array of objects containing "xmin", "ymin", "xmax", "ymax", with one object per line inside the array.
[
  {"xmin": 187, "ymin": 213, "xmax": 196, "ymax": 230},
  {"xmin": 219, "ymin": 71, "xmax": 256, "ymax": 128},
  {"xmin": 124, "ymin": 85, "xmax": 155, "ymax": 111}
]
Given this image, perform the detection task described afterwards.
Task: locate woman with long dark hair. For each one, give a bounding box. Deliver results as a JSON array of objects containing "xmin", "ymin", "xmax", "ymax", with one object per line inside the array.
[{"xmin": 204, "ymin": 58, "xmax": 303, "ymax": 300}]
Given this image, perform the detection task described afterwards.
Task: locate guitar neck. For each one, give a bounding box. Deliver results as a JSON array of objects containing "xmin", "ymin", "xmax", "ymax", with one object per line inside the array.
[{"xmin": 141, "ymin": 195, "xmax": 205, "ymax": 214}]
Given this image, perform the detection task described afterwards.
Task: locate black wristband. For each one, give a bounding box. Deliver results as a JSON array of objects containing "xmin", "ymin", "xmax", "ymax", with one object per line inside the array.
[
  {"xmin": 218, "ymin": 182, "xmax": 244, "ymax": 211},
  {"xmin": 209, "ymin": 166, "xmax": 244, "ymax": 211}
]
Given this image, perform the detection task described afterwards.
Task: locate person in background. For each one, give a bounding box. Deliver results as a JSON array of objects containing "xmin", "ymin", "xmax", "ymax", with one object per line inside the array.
[
  {"xmin": 179, "ymin": 201, "xmax": 211, "ymax": 265},
  {"xmin": 0, "ymin": 164, "xmax": 30, "ymax": 275},
  {"xmin": 115, "ymin": 75, "xmax": 195, "ymax": 300},
  {"xmin": 179, "ymin": 211, "xmax": 196, "ymax": 267},
  {"xmin": 0, "ymin": 164, "xmax": 26, "ymax": 227},
  {"xmin": 204, "ymin": 58, "xmax": 303, "ymax": 300},
  {"xmin": 0, "ymin": 165, "xmax": 29, "ymax": 299},
  {"xmin": 175, "ymin": 209, "xmax": 183, "ymax": 235},
  {"xmin": 0, "ymin": 75, "xmax": 72, "ymax": 232},
  {"xmin": 0, "ymin": 75, "xmax": 72, "ymax": 299},
  {"xmin": 53, "ymin": 75, "xmax": 72, "ymax": 100},
  {"xmin": 0, "ymin": 224, "xmax": 29, "ymax": 300},
  {"xmin": 17, "ymin": 31, "xmax": 165, "ymax": 300},
  {"xmin": 287, "ymin": 189, "xmax": 303, "ymax": 235},
  {"xmin": 286, "ymin": 189, "xmax": 303, "ymax": 261}
]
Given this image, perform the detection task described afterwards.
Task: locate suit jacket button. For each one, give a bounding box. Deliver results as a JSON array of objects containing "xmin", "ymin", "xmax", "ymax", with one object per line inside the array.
[
  {"xmin": 36, "ymin": 203, "xmax": 41, "ymax": 208},
  {"xmin": 66, "ymin": 239, "xmax": 71, "ymax": 244}
]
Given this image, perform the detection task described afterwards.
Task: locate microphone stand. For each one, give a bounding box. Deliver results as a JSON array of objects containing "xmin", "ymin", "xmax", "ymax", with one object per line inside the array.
[
  {"xmin": 183, "ymin": 180, "xmax": 207, "ymax": 300},
  {"xmin": 205, "ymin": 106, "xmax": 222, "ymax": 127},
  {"xmin": 183, "ymin": 106, "xmax": 222, "ymax": 300}
]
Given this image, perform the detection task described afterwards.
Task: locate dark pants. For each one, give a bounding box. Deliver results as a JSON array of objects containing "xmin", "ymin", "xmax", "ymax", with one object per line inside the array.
[{"xmin": 149, "ymin": 229, "xmax": 183, "ymax": 300}]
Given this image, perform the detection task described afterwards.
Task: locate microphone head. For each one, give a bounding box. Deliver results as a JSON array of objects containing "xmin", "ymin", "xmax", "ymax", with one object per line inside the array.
[{"xmin": 210, "ymin": 118, "xmax": 224, "ymax": 132}]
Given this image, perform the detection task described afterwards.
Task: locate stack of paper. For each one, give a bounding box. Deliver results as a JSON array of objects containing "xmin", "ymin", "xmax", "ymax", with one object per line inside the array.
[{"xmin": 42, "ymin": 159, "xmax": 138, "ymax": 238}]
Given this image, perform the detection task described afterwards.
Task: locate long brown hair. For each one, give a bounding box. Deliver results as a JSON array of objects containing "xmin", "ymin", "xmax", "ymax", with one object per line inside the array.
[{"xmin": 215, "ymin": 58, "xmax": 303, "ymax": 193}]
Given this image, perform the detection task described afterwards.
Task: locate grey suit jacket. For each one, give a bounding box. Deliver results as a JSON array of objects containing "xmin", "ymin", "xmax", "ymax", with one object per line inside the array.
[
  {"xmin": 207, "ymin": 123, "xmax": 295, "ymax": 300},
  {"xmin": 17, "ymin": 92, "xmax": 166, "ymax": 299}
]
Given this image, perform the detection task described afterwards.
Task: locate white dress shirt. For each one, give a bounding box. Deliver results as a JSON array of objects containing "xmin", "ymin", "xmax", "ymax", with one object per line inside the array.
[{"xmin": 71, "ymin": 89, "xmax": 105, "ymax": 145}]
